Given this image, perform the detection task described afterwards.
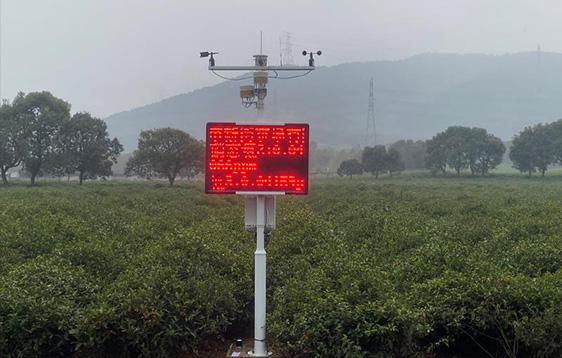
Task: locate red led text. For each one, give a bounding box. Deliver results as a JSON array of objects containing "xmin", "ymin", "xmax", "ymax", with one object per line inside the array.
[{"xmin": 205, "ymin": 123, "xmax": 309, "ymax": 194}]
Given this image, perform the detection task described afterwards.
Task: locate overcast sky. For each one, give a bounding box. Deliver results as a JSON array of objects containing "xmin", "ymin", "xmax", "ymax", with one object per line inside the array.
[{"xmin": 1, "ymin": 0, "xmax": 561, "ymax": 117}]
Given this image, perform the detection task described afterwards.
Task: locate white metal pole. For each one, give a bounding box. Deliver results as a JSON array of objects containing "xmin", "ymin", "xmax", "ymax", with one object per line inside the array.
[
  {"xmin": 254, "ymin": 195, "xmax": 267, "ymax": 356},
  {"xmin": 257, "ymin": 100, "xmax": 265, "ymax": 118}
]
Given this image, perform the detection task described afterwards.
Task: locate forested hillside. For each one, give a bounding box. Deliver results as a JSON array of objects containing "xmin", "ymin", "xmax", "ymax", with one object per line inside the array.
[{"xmin": 105, "ymin": 52, "xmax": 562, "ymax": 151}]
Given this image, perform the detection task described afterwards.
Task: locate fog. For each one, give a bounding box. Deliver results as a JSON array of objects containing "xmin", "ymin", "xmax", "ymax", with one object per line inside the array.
[{"xmin": 2, "ymin": 0, "xmax": 562, "ymax": 118}]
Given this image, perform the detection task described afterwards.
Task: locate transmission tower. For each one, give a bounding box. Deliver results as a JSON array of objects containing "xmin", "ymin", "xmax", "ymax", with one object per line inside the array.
[
  {"xmin": 365, "ymin": 77, "xmax": 376, "ymax": 146},
  {"xmin": 281, "ymin": 32, "xmax": 294, "ymax": 65}
]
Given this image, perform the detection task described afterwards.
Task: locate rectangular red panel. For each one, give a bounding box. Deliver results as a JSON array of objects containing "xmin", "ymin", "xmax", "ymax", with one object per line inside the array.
[{"xmin": 205, "ymin": 122, "xmax": 309, "ymax": 195}]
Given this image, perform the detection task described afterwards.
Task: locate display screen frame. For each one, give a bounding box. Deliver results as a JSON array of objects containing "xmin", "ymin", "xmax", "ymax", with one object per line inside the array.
[{"xmin": 205, "ymin": 122, "xmax": 309, "ymax": 195}]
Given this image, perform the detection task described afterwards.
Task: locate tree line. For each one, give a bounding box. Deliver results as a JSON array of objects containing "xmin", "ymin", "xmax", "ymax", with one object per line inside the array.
[
  {"xmin": 338, "ymin": 120, "xmax": 562, "ymax": 178},
  {"xmin": 0, "ymin": 92, "xmax": 123, "ymax": 185},
  {"xmin": 0, "ymin": 91, "xmax": 205, "ymax": 186},
  {"xmin": 425, "ymin": 126, "xmax": 506, "ymax": 176},
  {"xmin": 4, "ymin": 91, "xmax": 560, "ymax": 184},
  {"xmin": 337, "ymin": 145, "xmax": 405, "ymax": 179}
]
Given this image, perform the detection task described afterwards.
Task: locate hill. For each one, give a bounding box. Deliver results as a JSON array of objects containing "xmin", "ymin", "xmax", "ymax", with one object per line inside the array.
[{"xmin": 105, "ymin": 52, "xmax": 562, "ymax": 151}]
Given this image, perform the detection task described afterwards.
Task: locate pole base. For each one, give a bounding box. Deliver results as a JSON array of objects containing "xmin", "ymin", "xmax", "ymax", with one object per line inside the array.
[{"xmin": 226, "ymin": 343, "xmax": 281, "ymax": 357}]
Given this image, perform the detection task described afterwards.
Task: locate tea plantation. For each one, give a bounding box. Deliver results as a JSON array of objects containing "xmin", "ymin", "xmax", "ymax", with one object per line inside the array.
[{"xmin": 1, "ymin": 176, "xmax": 562, "ymax": 357}]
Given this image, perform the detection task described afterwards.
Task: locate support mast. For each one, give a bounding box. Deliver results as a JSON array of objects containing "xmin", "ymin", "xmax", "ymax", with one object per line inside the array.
[{"xmin": 200, "ymin": 40, "xmax": 321, "ymax": 357}]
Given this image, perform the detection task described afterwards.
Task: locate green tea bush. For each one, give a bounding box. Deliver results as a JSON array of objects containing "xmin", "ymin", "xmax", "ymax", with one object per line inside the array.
[
  {"xmin": 0, "ymin": 182, "xmax": 254, "ymax": 356},
  {"xmin": 0, "ymin": 256, "xmax": 101, "ymax": 357},
  {"xmin": 59, "ymin": 240, "xmax": 126, "ymax": 280},
  {"xmin": 268, "ymin": 178, "xmax": 562, "ymax": 357},
  {"xmin": 407, "ymin": 269, "xmax": 562, "ymax": 358},
  {"xmin": 2, "ymin": 178, "xmax": 562, "ymax": 356},
  {"xmin": 515, "ymin": 271, "xmax": 562, "ymax": 358},
  {"xmin": 268, "ymin": 203, "xmax": 427, "ymax": 357},
  {"xmin": 0, "ymin": 201, "xmax": 89, "ymax": 260},
  {"xmin": 74, "ymin": 213, "xmax": 254, "ymax": 357}
]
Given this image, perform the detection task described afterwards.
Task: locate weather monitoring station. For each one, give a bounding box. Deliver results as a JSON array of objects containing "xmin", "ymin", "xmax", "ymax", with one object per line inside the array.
[{"xmin": 201, "ymin": 38, "xmax": 321, "ymax": 357}]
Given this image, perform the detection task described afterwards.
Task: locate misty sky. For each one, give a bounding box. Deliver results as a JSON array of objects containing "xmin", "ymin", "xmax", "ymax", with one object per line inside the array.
[{"xmin": 1, "ymin": 0, "xmax": 561, "ymax": 118}]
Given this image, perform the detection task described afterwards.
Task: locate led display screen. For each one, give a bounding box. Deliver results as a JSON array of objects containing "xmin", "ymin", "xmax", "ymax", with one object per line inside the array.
[{"xmin": 205, "ymin": 122, "xmax": 309, "ymax": 194}]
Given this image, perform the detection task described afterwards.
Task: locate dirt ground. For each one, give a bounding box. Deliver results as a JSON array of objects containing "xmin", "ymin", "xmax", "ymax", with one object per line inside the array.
[{"xmin": 179, "ymin": 326, "xmax": 271, "ymax": 358}]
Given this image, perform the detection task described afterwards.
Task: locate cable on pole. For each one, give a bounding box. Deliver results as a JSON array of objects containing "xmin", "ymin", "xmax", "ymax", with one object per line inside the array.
[
  {"xmin": 211, "ymin": 70, "xmax": 253, "ymax": 81},
  {"xmin": 270, "ymin": 70, "xmax": 312, "ymax": 79}
]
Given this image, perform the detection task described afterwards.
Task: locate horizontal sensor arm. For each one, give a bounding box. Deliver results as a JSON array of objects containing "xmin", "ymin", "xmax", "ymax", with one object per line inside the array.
[{"xmin": 209, "ymin": 65, "xmax": 315, "ymax": 71}]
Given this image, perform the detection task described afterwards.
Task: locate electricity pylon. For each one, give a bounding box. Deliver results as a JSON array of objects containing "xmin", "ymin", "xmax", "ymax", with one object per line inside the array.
[{"xmin": 365, "ymin": 77, "xmax": 376, "ymax": 146}]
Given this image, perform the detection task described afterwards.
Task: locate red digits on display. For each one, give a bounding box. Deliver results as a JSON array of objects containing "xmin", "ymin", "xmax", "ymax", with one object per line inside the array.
[{"xmin": 205, "ymin": 123, "xmax": 309, "ymax": 194}]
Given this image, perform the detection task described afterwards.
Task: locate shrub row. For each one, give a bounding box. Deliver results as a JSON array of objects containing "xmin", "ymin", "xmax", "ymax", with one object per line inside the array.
[
  {"xmin": 2, "ymin": 178, "xmax": 562, "ymax": 357},
  {"xmin": 0, "ymin": 182, "xmax": 253, "ymax": 357},
  {"xmin": 267, "ymin": 178, "xmax": 562, "ymax": 357}
]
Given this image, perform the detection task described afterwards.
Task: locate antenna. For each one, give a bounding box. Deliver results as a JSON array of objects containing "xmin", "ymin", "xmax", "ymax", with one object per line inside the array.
[
  {"xmin": 279, "ymin": 37, "xmax": 283, "ymax": 66},
  {"xmin": 365, "ymin": 77, "xmax": 376, "ymax": 146}
]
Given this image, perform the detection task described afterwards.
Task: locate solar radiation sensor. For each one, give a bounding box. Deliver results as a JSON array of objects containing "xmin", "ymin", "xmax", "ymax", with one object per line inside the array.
[{"xmin": 205, "ymin": 122, "xmax": 309, "ymax": 195}]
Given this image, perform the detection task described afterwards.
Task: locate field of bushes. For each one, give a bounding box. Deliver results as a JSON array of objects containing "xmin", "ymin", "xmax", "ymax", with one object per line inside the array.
[{"xmin": 1, "ymin": 176, "xmax": 562, "ymax": 357}]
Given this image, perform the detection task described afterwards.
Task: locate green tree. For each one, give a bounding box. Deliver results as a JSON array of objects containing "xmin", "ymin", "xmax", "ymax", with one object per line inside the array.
[
  {"xmin": 466, "ymin": 127, "xmax": 486, "ymax": 176},
  {"xmin": 426, "ymin": 126, "xmax": 500, "ymax": 176},
  {"xmin": 510, "ymin": 124, "xmax": 555, "ymax": 177},
  {"xmin": 425, "ymin": 132, "xmax": 448, "ymax": 175},
  {"xmin": 44, "ymin": 151, "xmax": 74, "ymax": 181},
  {"xmin": 531, "ymin": 124, "xmax": 555, "ymax": 177},
  {"xmin": 53, "ymin": 112, "xmax": 123, "ymax": 185},
  {"xmin": 124, "ymin": 150, "xmax": 154, "ymax": 179},
  {"xmin": 337, "ymin": 159, "xmax": 363, "ymax": 179},
  {"xmin": 0, "ymin": 98, "xmax": 27, "ymax": 185},
  {"xmin": 445, "ymin": 126, "xmax": 471, "ymax": 176},
  {"xmin": 362, "ymin": 145, "xmax": 387, "ymax": 179},
  {"xmin": 13, "ymin": 92, "xmax": 71, "ymax": 185},
  {"xmin": 475, "ymin": 134, "xmax": 506, "ymax": 176},
  {"xmin": 385, "ymin": 148, "xmax": 405, "ymax": 177},
  {"xmin": 126, "ymin": 128, "xmax": 203, "ymax": 186},
  {"xmin": 548, "ymin": 119, "xmax": 562, "ymax": 165},
  {"xmin": 467, "ymin": 127, "xmax": 506, "ymax": 176},
  {"xmin": 388, "ymin": 139, "xmax": 426, "ymax": 170},
  {"xmin": 509, "ymin": 129, "xmax": 535, "ymax": 176}
]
